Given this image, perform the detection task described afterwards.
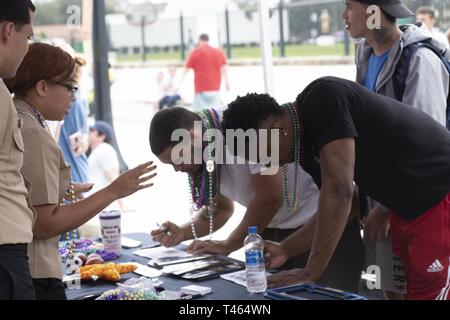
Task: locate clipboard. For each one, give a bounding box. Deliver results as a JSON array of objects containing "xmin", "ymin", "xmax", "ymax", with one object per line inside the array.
[{"xmin": 164, "ymin": 256, "xmax": 245, "ymax": 281}]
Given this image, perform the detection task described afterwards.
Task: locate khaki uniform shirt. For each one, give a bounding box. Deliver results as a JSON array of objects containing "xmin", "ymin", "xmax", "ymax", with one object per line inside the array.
[
  {"xmin": 0, "ymin": 81, "xmax": 34, "ymax": 245},
  {"xmin": 15, "ymin": 99, "xmax": 71, "ymax": 279}
]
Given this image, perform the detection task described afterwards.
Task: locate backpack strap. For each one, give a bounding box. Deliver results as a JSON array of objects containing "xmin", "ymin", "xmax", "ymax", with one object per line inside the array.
[
  {"xmin": 393, "ymin": 43, "xmax": 420, "ymax": 101},
  {"xmin": 393, "ymin": 40, "xmax": 450, "ymax": 130},
  {"xmin": 393, "ymin": 41, "xmax": 450, "ymax": 101}
]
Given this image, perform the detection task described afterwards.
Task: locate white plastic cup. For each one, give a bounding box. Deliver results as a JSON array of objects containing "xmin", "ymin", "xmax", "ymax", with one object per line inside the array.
[{"xmin": 99, "ymin": 210, "xmax": 121, "ymax": 256}]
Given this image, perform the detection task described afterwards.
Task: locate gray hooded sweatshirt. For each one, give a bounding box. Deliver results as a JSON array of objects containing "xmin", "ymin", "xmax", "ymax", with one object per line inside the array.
[{"xmin": 355, "ymin": 24, "xmax": 449, "ymax": 125}]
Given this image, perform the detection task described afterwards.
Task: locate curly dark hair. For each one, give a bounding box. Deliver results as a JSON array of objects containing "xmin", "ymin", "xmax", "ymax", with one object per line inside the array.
[
  {"xmin": 221, "ymin": 93, "xmax": 283, "ymax": 133},
  {"xmin": 149, "ymin": 107, "xmax": 201, "ymax": 156}
]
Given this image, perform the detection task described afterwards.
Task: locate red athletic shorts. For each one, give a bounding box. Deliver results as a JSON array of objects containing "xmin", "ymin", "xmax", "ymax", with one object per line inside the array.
[{"xmin": 390, "ymin": 193, "xmax": 450, "ymax": 300}]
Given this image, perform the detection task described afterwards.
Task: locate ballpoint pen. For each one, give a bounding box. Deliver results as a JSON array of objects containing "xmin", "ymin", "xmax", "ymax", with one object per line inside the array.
[{"xmin": 156, "ymin": 222, "xmax": 173, "ymax": 236}]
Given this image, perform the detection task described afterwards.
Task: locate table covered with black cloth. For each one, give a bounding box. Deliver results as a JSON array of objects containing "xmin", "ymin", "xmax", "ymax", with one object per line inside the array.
[{"xmin": 64, "ymin": 233, "xmax": 267, "ymax": 300}]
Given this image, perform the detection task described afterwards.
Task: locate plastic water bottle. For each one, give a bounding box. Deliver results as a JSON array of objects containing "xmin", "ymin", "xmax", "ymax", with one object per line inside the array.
[{"xmin": 244, "ymin": 226, "xmax": 267, "ymax": 293}]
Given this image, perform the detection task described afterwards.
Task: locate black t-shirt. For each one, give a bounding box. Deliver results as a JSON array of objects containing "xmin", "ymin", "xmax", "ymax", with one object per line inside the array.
[{"xmin": 297, "ymin": 76, "xmax": 450, "ymax": 220}]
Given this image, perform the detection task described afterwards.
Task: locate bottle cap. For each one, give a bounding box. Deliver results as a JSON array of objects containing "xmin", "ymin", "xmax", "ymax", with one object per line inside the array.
[{"xmin": 248, "ymin": 226, "xmax": 258, "ymax": 234}]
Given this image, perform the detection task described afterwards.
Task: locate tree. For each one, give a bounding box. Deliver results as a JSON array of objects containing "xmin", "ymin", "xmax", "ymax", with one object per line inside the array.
[
  {"xmin": 232, "ymin": 0, "xmax": 258, "ymax": 11},
  {"xmin": 288, "ymin": 0, "xmax": 345, "ymax": 43}
]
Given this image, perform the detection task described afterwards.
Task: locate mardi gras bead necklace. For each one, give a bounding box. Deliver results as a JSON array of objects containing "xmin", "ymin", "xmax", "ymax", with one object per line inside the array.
[
  {"xmin": 187, "ymin": 109, "xmax": 221, "ymax": 240},
  {"xmin": 282, "ymin": 103, "xmax": 302, "ymax": 213}
]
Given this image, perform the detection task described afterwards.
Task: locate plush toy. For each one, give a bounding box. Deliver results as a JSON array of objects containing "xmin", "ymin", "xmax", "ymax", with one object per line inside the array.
[{"xmin": 79, "ymin": 263, "xmax": 138, "ymax": 282}]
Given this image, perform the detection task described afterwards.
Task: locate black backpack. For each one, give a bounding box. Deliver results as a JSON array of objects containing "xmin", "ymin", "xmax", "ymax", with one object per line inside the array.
[{"xmin": 393, "ymin": 27, "xmax": 450, "ymax": 129}]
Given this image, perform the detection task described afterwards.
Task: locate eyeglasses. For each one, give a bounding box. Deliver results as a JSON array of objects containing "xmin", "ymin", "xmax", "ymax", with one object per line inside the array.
[{"xmin": 46, "ymin": 80, "xmax": 79, "ymax": 98}]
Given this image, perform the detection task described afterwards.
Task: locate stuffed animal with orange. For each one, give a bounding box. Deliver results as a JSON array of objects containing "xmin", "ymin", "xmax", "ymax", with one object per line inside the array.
[{"xmin": 79, "ymin": 263, "xmax": 137, "ymax": 282}]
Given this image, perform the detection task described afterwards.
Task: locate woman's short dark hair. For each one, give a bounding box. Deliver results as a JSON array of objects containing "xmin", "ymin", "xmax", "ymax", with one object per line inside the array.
[{"xmin": 4, "ymin": 43, "xmax": 75, "ymax": 96}]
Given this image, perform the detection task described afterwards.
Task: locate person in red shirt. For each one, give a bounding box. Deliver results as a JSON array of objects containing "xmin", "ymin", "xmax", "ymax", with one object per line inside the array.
[{"xmin": 181, "ymin": 34, "xmax": 229, "ymax": 110}]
